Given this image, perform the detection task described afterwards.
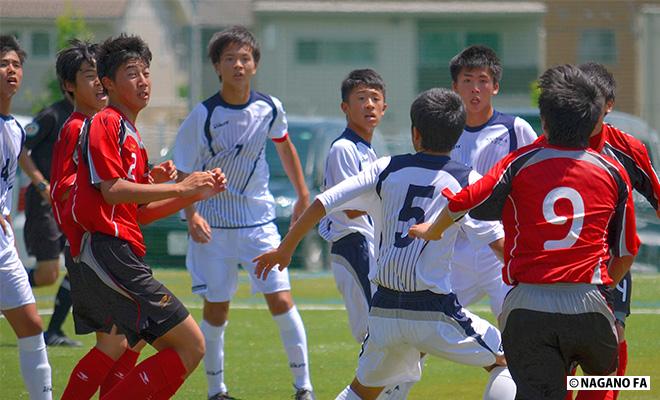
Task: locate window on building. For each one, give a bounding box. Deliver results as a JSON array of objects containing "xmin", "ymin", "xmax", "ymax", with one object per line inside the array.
[
  {"xmin": 296, "ymin": 40, "xmax": 376, "ymax": 64},
  {"xmin": 31, "ymin": 31, "xmax": 50, "ymax": 57},
  {"xmin": 579, "ymin": 29, "xmax": 617, "ymax": 64}
]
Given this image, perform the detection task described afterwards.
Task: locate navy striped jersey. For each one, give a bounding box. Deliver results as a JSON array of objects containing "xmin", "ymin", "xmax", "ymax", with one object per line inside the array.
[
  {"xmin": 319, "ymin": 127, "xmax": 377, "ymax": 243},
  {"xmin": 317, "ymin": 153, "xmax": 503, "ymax": 293},
  {"xmin": 173, "ymin": 91, "xmax": 288, "ymax": 228},
  {"xmin": 0, "ymin": 114, "xmax": 24, "ymax": 217}
]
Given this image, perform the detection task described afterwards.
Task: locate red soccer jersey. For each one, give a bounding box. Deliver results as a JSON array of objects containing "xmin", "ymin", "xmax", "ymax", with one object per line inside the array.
[
  {"xmin": 71, "ymin": 106, "xmax": 150, "ymax": 257},
  {"xmin": 50, "ymin": 112, "xmax": 87, "ymax": 256},
  {"xmin": 590, "ymin": 123, "xmax": 660, "ymax": 211},
  {"xmin": 445, "ymin": 141, "xmax": 640, "ymax": 286}
]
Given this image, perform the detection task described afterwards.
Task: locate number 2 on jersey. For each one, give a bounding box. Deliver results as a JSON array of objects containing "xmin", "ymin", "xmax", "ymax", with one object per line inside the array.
[
  {"xmin": 394, "ymin": 184, "xmax": 435, "ymax": 248},
  {"xmin": 542, "ymin": 186, "xmax": 585, "ymax": 250}
]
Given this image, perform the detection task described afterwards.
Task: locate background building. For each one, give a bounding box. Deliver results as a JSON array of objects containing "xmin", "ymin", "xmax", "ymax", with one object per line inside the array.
[{"xmin": 1, "ymin": 0, "xmax": 658, "ymax": 154}]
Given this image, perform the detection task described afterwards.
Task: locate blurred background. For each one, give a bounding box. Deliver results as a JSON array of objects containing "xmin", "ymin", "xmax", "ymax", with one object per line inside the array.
[{"xmin": 1, "ymin": 0, "xmax": 658, "ymax": 271}]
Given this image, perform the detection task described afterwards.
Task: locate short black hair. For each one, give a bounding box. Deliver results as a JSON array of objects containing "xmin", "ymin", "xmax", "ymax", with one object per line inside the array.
[
  {"xmin": 96, "ymin": 34, "xmax": 151, "ymax": 81},
  {"xmin": 208, "ymin": 25, "xmax": 260, "ymax": 65},
  {"xmin": 56, "ymin": 39, "xmax": 98, "ymax": 97},
  {"xmin": 0, "ymin": 35, "xmax": 27, "ymax": 64},
  {"xmin": 538, "ymin": 65, "xmax": 604, "ymax": 148},
  {"xmin": 578, "ymin": 62, "xmax": 616, "ymax": 103},
  {"xmin": 450, "ymin": 45, "xmax": 502, "ymax": 83},
  {"xmin": 341, "ymin": 69, "xmax": 386, "ymax": 102},
  {"xmin": 410, "ymin": 88, "xmax": 466, "ymax": 152}
]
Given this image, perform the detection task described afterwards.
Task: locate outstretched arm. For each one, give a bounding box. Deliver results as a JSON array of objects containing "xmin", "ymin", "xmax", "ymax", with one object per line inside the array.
[{"xmin": 253, "ymin": 199, "xmax": 326, "ymax": 280}]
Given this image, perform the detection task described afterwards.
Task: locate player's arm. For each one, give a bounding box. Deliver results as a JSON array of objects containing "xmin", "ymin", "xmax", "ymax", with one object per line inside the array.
[
  {"xmin": 325, "ymin": 143, "xmax": 367, "ymax": 219},
  {"xmin": 175, "ymin": 171, "xmax": 213, "ymax": 243},
  {"xmin": 100, "ymin": 170, "xmax": 221, "ymax": 205},
  {"xmin": 608, "ymin": 255, "xmax": 635, "ymax": 286},
  {"xmin": 253, "ymin": 199, "xmax": 326, "ymax": 280},
  {"xmin": 275, "ymin": 136, "xmax": 310, "ymax": 225},
  {"xmin": 138, "ymin": 168, "xmax": 226, "ymax": 225},
  {"xmin": 18, "ymin": 149, "xmax": 50, "ymax": 204},
  {"xmin": 149, "ymin": 160, "xmax": 178, "ymax": 184},
  {"xmin": 254, "ymin": 158, "xmax": 386, "ymax": 279}
]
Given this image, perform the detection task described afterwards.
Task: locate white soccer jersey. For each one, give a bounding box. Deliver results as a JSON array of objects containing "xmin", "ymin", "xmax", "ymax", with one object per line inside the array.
[
  {"xmin": 450, "ymin": 110, "xmax": 537, "ymax": 176},
  {"xmin": 317, "ymin": 153, "xmax": 503, "ymax": 293},
  {"xmin": 0, "ymin": 115, "xmax": 24, "ymax": 218},
  {"xmin": 318, "ymin": 128, "xmax": 378, "ymax": 243},
  {"xmin": 174, "ymin": 91, "xmax": 288, "ymax": 228}
]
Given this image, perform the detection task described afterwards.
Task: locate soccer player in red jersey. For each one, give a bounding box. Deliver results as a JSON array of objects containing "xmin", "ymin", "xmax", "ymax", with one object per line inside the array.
[
  {"xmin": 410, "ymin": 65, "xmax": 640, "ymax": 399},
  {"xmin": 67, "ymin": 34, "xmax": 226, "ymax": 400}
]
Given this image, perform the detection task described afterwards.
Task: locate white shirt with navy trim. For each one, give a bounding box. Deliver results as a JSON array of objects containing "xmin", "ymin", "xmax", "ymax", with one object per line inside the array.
[
  {"xmin": 450, "ymin": 110, "xmax": 538, "ymax": 176},
  {"xmin": 318, "ymin": 127, "xmax": 378, "ymax": 243},
  {"xmin": 0, "ymin": 115, "xmax": 24, "ymax": 217},
  {"xmin": 450, "ymin": 110, "xmax": 535, "ymax": 256},
  {"xmin": 317, "ymin": 153, "xmax": 503, "ymax": 293},
  {"xmin": 174, "ymin": 91, "xmax": 288, "ymax": 228}
]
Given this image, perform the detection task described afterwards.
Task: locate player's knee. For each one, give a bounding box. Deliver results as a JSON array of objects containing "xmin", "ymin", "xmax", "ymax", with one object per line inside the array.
[
  {"xmin": 34, "ymin": 260, "xmax": 60, "ymax": 286},
  {"xmin": 177, "ymin": 335, "xmax": 205, "ymax": 374}
]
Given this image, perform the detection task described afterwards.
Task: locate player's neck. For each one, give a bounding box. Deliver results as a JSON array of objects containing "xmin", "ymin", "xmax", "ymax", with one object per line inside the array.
[
  {"xmin": 466, "ymin": 106, "xmax": 494, "ymax": 128},
  {"xmin": 109, "ymin": 101, "xmax": 139, "ymax": 125},
  {"xmin": 0, "ymin": 96, "xmax": 12, "ymax": 116},
  {"xmin": 419, "ymin": 150, "xmax": 450, "ymax": 157},
  {"xmin": 347, "ymin": 122, "xmax": 373, "ymax": 144},
  {"xmin": 75, "ymin": 103, "xmax": 98, "ymax": 118},
  {"xmin": 220, "ymin": 83, "xmax": 251, "ymax": 105}
]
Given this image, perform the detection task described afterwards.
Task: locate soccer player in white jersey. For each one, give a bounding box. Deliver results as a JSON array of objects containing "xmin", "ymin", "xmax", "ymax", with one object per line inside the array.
[
  {"xmin": 319, "ymin": 69, "xmax": 385, "ymax": 343},
  {"xmin": 448, "ymin": 45, "xmax": 538, "ymax": 318},
  {"xmin": 0, "ymin": 35, "xmax": 53, "ymax": 400},
  {"xmin": 255, "ymin": 88, "xmax": 516, "ymax": 400},
  {"xmin": 173, "ymin": 26, "xmax": 314, "ymax": 400}
]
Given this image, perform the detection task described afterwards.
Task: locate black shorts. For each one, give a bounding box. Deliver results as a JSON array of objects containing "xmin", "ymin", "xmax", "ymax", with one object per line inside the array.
[
  {"xmin": 612, "ymin": 272, "xmax": 632, "ymax": 324},
  {"xmin": 503, "ymin": 309, "xmax": 618, "ymax": 400},
  {"xmin": 24, "ymin": 187, "xmax": 64, "ymax": 261},
  {"xmin": 73, "ymin": 233, "xmax": 189, "ymax": 346}
]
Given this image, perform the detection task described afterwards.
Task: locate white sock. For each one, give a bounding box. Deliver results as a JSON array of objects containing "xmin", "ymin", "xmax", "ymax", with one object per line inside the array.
[
  {"xmin": 273, "ymin": 306, "xmax": 312, "ymax": 390},
  {"xmin": 483, "ymin": 366, "xmax": 516, "ymax": 400},
  {"xmin": 18, "ymin": 334, "xmax": 52, "ymax": 400},
  {"xmin": 201, "ymin": 320, "xmax": 228, "ymax": 396},
  {"xmin": 336, "ymin": 385, "xmax": 362, "ymax": 400}
]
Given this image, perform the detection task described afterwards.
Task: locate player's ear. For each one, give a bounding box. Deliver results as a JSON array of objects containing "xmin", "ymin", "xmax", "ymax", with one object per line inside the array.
[
  {"xmin": 492, "ymin": 80, "xmax": 500, "ymax": 96},
  {"xmin": 101, "ymin": 76, "xmax": 114, "ymax": 93},
  {"xmin": 605, "ymin": 99, "xmax": 615, "ymax": 114},
  {"xmin": 340, "ymin": 101, "xmax": 349, "ymax": 115}
]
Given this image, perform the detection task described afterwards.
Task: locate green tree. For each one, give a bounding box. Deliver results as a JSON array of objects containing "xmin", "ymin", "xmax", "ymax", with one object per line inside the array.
[
  {"xmin": 30, "ymin": 8, "xmax": 92, "ymax": 112},
  {"xmin": 530, "ymin": 79, "xmax": 540, "ymax": 108}
]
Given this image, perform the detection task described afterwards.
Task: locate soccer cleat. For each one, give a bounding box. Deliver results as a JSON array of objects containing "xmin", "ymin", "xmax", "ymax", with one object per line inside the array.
[
  {"xmin": 44, "ymin": 331, "xmax": 82, "ymax": 347},
  {"xmin": 294, "ymin": 386, "xmax": 315, "ymax": 400},
  {"xmin": 208, "ymin": 392, "xmax": 238, "ymax": 400}
]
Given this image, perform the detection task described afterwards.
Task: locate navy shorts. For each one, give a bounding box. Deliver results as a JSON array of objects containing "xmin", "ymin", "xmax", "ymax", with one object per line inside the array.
[{"xmin": 75, "ymin": 233, "xmax": 189, "ymax": 346}]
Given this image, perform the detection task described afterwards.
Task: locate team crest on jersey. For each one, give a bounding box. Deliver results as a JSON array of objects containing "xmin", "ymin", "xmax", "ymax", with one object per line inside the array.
[{"xmin": 24, "ymin": 122, "xmax": 39, "ymax": 137}]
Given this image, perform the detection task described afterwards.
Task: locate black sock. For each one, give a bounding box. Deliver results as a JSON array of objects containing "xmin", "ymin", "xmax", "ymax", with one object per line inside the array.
[
  {"xmin": 27, "ymin": 268, "xmax": 37, "ymax": 287},
  {"xmin": 47, "ymin": 275, "xmax": 72, "ymax": 334}
]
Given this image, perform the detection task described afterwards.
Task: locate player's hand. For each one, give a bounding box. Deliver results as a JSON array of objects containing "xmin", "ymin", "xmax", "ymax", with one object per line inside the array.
[
  {"xmin": 149, "ymin": 160, "xmax": 178, "ymax": 183},
  {"xmin": 290, "ymin": 195, "xmax": 310, "ymax": 228},
  {"xmin": 176, "ymin": 171, "xmax": 217, "ymax": 197},
  {"xmin": 187, "ymin": 212, "xmax": 212, "ymax": 243},
  {"xmin": 195, "ymin": 168, "xmax": 227, "ymax": 200},
  {"xmin": 253, "ymin": 248, "xmax": 292, "ymax": 280},
  {"xmin": 408, "ymin": 222, "xmax": 442, "ymax": 241},
  {"xmin": 38, "ymin": 183, "xmax": 52, "ymax": 205}
]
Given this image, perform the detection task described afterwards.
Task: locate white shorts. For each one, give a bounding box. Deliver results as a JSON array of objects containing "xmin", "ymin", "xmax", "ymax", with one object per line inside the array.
[
  {"xmin": 330, "ymin": 232, "xmax": 376, "ymax": 342},
  {"xmin": 356, "ymin": 287, "xmax": 502, "ymax": 388},
  {"xmin": 0, "ymin": 223, "xmax": 35, "ymax": 310},
  {"xmin": 186, "ymin": 222, "xmax": 291, "ymax": 302},
  {"xmin": 451, "ymin": 238, "xmax": 511, "ymax": 317}
]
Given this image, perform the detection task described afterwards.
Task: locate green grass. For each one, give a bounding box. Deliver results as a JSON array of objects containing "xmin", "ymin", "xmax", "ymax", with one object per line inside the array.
[{"xmin": 2, "ymin": 271, "xmax": 660, "ymax": 399}]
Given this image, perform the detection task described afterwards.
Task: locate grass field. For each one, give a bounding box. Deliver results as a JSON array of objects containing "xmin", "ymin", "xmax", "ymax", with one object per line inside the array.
[{"xmin": 1, "ymin": 270, "xmax": 659, "ymax": 399}]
